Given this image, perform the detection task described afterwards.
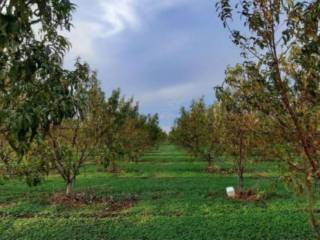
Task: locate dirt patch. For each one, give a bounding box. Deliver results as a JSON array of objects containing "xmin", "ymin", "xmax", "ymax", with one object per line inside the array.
[
  {"xmin": 229, "ymin": 189, "xmax": 261, "ymax": 202},
  {"xmin": 205, "ymin": 167, "xmax": 235, "ymax": 174},
  {"xmin": 107, "ymin": 198, "xmax": 136, "ymax": 212},
  {"xmin": 49, "ymin": 192, "xmax": 138, "ymax": 218},
  {"xmin": 0, "ymin": 203, "xmax": 12, "ymax": 209},
  {"xmin": 49, "ymin": 192, "xmax": 101, "ymax": 207},
  {"xmin": 49, "ymin": 192, "xmax": 138, "ymax": 211},
  {"xmin": 205, "ymin": 166, "xmax": 218, "ymax": 173}
]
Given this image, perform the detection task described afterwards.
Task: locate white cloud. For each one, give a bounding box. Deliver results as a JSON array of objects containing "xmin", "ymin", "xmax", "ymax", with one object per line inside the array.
[
  {"xmin": 64, "ymin": 0, "xmax": 193, "ymax": 62},
  {"xmin": 99, "ymin": 0, "xmax": 140, "ymax": 37},
  {"xmin": 98, "ymin": 0, "xmax": 192, "ymax": 37}
]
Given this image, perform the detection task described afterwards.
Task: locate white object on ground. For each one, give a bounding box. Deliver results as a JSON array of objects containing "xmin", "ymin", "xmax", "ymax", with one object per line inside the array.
[{"xmin": 226, "ymin": 186, "xmax": 236, "ymax": 198}]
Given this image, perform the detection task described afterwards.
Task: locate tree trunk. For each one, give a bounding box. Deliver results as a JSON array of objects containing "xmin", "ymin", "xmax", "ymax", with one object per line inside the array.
[
  {"xmin": 65, "ymin": 181, "xmax": 73, "ymax": 196},
  {"xmin": 208, "ymin": 154, "xmax": 212, "ymax": 167},
  {"xmin": 238, "ymin": 134, "xmax": 245, "ymax": 192},
  {"xmin": 207, "ymin": 153, "xmax": 214, "ymax": 172},
  {"xmin": 238, "ymin": 166, "xmax": 244, "ymax": 192},
  {"xmin": 103, "ymin": 157, "xmax": 111, "ymax": 171},
  {"xmin": 110, "ymin": 159, "xmax": 117, "ymax": 173},
  {"xmin": 130, "ymin": 154, "xmax": 137, "ymax": 163}
]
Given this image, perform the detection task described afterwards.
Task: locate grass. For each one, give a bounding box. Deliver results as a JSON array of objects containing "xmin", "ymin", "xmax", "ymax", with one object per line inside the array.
[{"xmin": 0, "ymin": 144, "xmax": 317, "ymax": 239}]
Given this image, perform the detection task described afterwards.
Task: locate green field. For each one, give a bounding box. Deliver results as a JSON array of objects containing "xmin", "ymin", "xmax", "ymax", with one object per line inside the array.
[{"xmin": 0, "ymin": 144, "xmax": 316, "ymax": 239}]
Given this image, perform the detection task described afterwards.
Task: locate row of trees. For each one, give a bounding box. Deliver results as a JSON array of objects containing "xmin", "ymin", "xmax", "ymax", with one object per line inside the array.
[
  {"xmin": 1, "ymin": 62, "xmax": 164, "ymax": 195},
  {"xmin": 170, "ymin": 100, "xmax": 225, "ymax": 173},
  {"xmin": 172, "ymin": 0, "xmax": 320, "ymax": 236},
  {"xmin": 0, "ymin": 0, "xmax": 164, "ymax": 196},
  {"xmin": 170, "ymin": 95, "xmax": 259, "ymax": 192},
  {"xmin": 217, "ymin": 0, "xmax": 320, "ymax": 236}
]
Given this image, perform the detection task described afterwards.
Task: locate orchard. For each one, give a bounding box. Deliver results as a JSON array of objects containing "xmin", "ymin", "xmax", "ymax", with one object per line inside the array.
[{"xmin": 0, "ymin": 0, "xmax": 320, "ymax": 239}]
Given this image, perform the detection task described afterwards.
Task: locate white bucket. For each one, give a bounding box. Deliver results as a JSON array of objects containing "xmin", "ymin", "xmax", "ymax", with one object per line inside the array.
[{"xmin": 226, "ymin": 186, "xmax": 236, "ymax": 198}]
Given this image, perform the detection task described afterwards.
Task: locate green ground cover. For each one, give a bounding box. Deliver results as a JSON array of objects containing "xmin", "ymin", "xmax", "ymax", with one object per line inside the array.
[{"xmin": 0, "ymin": 144, "xmax": 316, "ymax": 239}]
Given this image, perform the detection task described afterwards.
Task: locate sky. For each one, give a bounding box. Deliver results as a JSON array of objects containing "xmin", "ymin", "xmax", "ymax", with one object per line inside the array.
[{"xmin": 63, "ymin": 0, "xmax": 241, "ymax": 132}]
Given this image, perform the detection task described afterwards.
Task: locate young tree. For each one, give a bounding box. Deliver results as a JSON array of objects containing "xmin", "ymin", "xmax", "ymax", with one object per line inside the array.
[
  {"xmin": 216, "ymin": 0, "xmax": 320, "ymax": 234},
  {"xmin": 45, "ymin": 61, "xmax": 97, "ymax": 196},
  {"xmin": 206, "ymin": 103, "xmax": 227, "ymax": 171},
  {"xmin": 216, "ymin": 67, "xmax": 259, "ymax": 191},
  {"xmin": 0, "ymin": 1, "xmax": 100, "ymax": 189},
  {"xmin": 144, "ymin": 114, "xmax": 164, "ymax": 149},
  {"xmin": 98, "ymin": 90, "xmax": 132, "ymax": 172},
  {"xmin": 121, "ymin": 113, "xmax": 163, "ymax": 163},
  {"xmin": 171, "ymin": 99, "xmax": 224, "ymax": 171},
  {"xmin": 170, "ymin": 107, "xmax": 192, "ymax": 150},
  {"xmin": 121, "ymin": 115, "xmax": 146, "ymax": 163},
  {"xmin": 171, "ymin": 100, "xmax": 207, "ymax": 157}
]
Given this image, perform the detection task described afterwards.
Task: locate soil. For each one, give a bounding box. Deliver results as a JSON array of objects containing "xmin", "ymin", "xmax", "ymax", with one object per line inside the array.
[
  {"xmin": 49, "ymin": 192, "xmax": 138, "ymax": 211},
  {"xmin": 230, "ymin": 189, "xmax": 260, "ymax": 202},
  {"xmin": 206, "ymin": 166, "xmax": 217, "ymax": 173}
]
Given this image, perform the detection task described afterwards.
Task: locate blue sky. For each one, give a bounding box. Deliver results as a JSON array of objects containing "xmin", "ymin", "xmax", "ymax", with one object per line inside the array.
[{"xmin": 64, "ymin": 0, "xmax": 241, "ymax": 132}]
